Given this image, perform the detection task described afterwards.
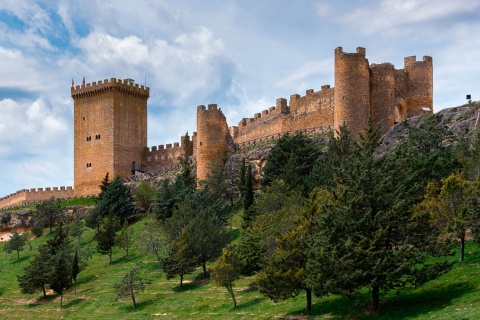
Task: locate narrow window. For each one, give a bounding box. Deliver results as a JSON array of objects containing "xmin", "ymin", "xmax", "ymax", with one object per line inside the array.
[{"xmin": 131, "ymin": 161, "xmax": 136, "ymax": 174}]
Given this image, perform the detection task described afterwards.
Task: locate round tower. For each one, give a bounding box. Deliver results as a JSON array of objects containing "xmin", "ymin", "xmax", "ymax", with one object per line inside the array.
[
  {"xmin": 370, "ymin": 63, "xmax": 395, "ymax": 133},
  {"xmin": 404, "ymin": 56, "xmax": 433, "ymax": 117},
  {"xmin": 196, "ymin": 104, "xmax": 231, "ymax": 183},
  {"xmin": 334, "ymin": 47, "xmax": 370, "ymax": 136}
]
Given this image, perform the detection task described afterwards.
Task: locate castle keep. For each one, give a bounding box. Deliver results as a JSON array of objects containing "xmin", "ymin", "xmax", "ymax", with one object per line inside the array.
[{"xmin": 0, "ymin": 47, "xmax": 433, "ymax": 208}]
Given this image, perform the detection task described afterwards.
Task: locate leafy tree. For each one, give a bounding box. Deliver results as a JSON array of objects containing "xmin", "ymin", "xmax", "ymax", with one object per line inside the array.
[
  {"xmin": 115, "ymin": 220, "xmax": 134, "ymax": 259},
  {"xmin": 35, "ymin": 197, "xmax": 64, "ymax": 233},
  {"xmin": 307, "ymin": 119, "xmax": 453, "ymax": 313},
  {"xmin": 96, "ymin": 176, "xmax": 136, "ymax": 220},
  {"xmin": 210, "ymin": 247, "xmax": 242, "ymax": 308},
  {"xmin": 68, "ymin": 219, "xmax": 85, "ymax": 246},
  {"xmin": 114, "ymin": 267, "xmax": 151, "ymax": 308},
  {"xmin": 261, "ymin": 132, "xmax": 321, "ymax": 193},
  {"xmin": 460, "ymin": 130, "xmax": 480, "ymax": 181},
  {"xmin": 96, "ymin": 213, "xmax": 118, "ymax": 264},
  {"xmin": 31, "ymin": 225, "xmax": 44, "ymax": 238},
  {"xmin": 415, "ymin": 173, "xmax": 476, "ymax": 261},
  {"xmin": 256, "ymin": 189, "xmax": 333, "ymax": 311},
  {"xmin": 133, "ymin": 180, "xmax": 156, "ymax": 212},
  {"xmin": 3, "ymin": 239, "xmax": 12, "ymax": 258},
  {"xmin": 7, "ymin": 230, "xmax": 26, "ymax": 259},
  {"xmin": 85, "ymin": 206, "xmax": 102, "ymax": 232},
  {"xmin": 137, "ymin": 218, "xmax": 169, "ymax": 268}
]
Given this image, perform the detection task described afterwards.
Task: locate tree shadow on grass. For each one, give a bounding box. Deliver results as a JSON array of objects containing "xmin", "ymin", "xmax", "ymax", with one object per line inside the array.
[
  {"xmin": 172, "ymin": 280, "xmax": 208, "ymax": 293},
  {"xmin": 372, "ymin": 282, "xmax": 477, "ymax": 319},
  {"xmin": 77, "ymin": 274, "xmax": 96, "ymax": 285},
  {"xmin": 235, "ymin": 297, "xmax": 265, "ymax": 310},
  {"xmin": 282, "ymin": 281, "xmax": 477, "ymax": 319},
  {"xmin": 118, "ymin": 298, "xmax": 155, "ymax": 311},
  {"xmin": 11, "ymin": 256, "xmax": 29, "ymax": 264},
  {"xmin": 62, "ymin": 298, "xmax": 84, "ymax": 309}
]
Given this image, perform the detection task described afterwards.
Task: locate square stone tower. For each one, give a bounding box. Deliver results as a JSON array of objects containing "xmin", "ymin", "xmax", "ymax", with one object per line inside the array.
[{"xmin": 71, "ymin": 78, "xmax": 150, "ymax": 196}]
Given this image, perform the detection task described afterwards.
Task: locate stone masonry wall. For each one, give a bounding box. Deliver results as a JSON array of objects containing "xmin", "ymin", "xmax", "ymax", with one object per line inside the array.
[
  {"xmin": 196, "ymin": 104, "xmax": 231, "ymax": 182},
  {"xmin": 232, "ymin": 86, "xmax": 334, "ymax": 146},
  {"xmin": 0, "ymin": 187, "xmax": 74, "ymax": 209},
  {"xmin": 71, "ymin": 78, "xmax": 149, "ymax": 196},
  {"xmin": 144, "ymin": 135, "xmax": 194, "ymax": 172}
]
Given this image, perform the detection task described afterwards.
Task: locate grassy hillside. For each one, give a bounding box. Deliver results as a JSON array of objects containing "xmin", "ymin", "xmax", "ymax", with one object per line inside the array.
[{"xmin": 0, "ymin": 217, "xmax": 479, "ymax": 319}]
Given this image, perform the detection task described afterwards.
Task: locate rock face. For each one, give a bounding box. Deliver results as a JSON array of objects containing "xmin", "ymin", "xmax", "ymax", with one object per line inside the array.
[{"xmin": 377, "ymin": 102, "xmax": 480, "ymax": 157}]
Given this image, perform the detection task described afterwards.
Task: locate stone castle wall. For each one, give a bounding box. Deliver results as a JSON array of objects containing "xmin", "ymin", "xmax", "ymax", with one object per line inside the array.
[
  {"xmin": 0, "ymin": 46, "xmax": 434, "ymax": 201},
  {"xmin": 71, "ymin": 78, "xmax": 149, "ymax": 196},
  {"xmin": 231, "ymin": 86, "xmax": 335, "ymax": 147},
  {"xmin": 0, "ymin": 187, "xmax": 74, "ymax": 209},
  {"xmin": 144, "ymin": 134, "xmax": 195, "ymax": 172},
  {"xmin": 196, "ymin": 104, "xmax": 231, "ymax": 182}
]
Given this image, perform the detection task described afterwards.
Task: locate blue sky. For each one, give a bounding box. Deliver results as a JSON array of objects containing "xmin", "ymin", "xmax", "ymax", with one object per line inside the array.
[{"xmin": 1, "ymin": 0, "xmax": 480, "ymax": 197}]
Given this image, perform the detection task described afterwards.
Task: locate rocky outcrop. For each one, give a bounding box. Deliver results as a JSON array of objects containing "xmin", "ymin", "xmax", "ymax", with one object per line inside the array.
[{"xmin": 377, "ymin": 102, "xmax": 480, "ymax": 157}]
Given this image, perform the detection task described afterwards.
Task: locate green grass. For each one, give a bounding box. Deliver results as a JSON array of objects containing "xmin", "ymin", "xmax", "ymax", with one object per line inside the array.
[{"xmin": 1, "ymin": 219, "xmax": 479, "ymax": 319}]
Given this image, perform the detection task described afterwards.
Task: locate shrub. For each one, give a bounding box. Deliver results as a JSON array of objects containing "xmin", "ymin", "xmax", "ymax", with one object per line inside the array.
[{"xmin": 31, "ymin": 225, "xmax": 44, "ymax": 238}]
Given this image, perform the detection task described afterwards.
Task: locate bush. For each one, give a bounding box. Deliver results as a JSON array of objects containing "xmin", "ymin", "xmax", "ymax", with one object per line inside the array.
[{"xmin": 31, "ymin": 225, "xmax": 44, "ymax": 238}]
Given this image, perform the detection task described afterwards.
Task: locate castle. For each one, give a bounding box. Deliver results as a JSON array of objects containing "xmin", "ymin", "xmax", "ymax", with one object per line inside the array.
[{"xmin": 0, "ymin": 47, "xmax": 433, "ymax": 207}]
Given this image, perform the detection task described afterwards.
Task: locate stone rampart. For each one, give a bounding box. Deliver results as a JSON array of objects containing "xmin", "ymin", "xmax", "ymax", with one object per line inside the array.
[
  {"xmin": 0, "ymin": 186, "xmax": 74, "ymax": 209},
  {"xmin": 231, "ymin": 85, "xmax": 334, "ymax": 145},
  {"xmin": 144, "ymin": 134, "xmax": 194, "ymax": 172}
]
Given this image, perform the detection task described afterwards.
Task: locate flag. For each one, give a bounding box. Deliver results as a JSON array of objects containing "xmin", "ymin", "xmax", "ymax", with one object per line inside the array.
[
  {"xmin": 82, "ymin": 76, "xmax": 85, "ymax": 86},
  {"xmin": 72, "ymin": 78, "xmax": 74, "ymax": 87}
]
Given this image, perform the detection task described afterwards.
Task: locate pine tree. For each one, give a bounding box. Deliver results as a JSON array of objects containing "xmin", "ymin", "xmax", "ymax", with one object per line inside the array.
[
  {"xmin": 50, "ymin": 252, "xmax": 71, "ymax": 307},
  {"xmin": 7, "ymin": 230, "xmax": 26, "ymax": 259},
  {"xmin": 307, "ymin": 119, "xmax": 454, "ymax": 313},
  {"xmin": 71, "ymin": 250, "xmax": 80, "ymax": 293},
  {"xmin": 96, "ymin": 176, "xmax": 135, "ymax": 220},
  {"xmin": 162, "ymin": 231, "xmax": 198, "ymax": 287},
  {"xmin": 115, "ymin": 220, "xmax": 134, "ymax": 259},
  {"xmin": 96, "ymin": 213, "xmax": 117, "ymax": 264}
]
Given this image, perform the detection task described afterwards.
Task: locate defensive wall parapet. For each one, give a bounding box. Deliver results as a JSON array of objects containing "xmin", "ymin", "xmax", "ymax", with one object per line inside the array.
[
  {"xmin": 0, "ymin": 186, "xmax": 75, "ymax": 209},
  {"xmin": 144, "ymin": 134, "xmax": 194, "ymax": 172},
  {"xmin": 71, "ymin": 78, "xmax": 150, "ymax": 99},
  {"xmin": 232, "ymin": 84, "xmax": 335, "ymax": 145}
]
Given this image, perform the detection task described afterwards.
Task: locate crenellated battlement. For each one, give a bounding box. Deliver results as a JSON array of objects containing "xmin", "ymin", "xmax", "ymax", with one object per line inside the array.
[
  {"xmin": 404, "ymin": 56, "xmax": 433, "ymax": 69},
  {"xmin": 0, "ymin": 186, "xmax": 75, "ymax": 209},
  {"xmin": 145, "ymin": 134, "xmax": 193, "ymax": 162},
  {"xmin": 71, "ymin": 78, "xmax": 150, "ymax": 99}
]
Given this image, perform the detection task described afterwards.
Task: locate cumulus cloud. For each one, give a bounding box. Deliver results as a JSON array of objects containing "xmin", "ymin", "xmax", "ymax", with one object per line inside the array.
[
  {"xmin": 70, "ymin": 27, "xmax": 234, "ymax": 107},
  {"xmin": 0, "ymin": 97, "xmax": 72, "ymax": 194}
]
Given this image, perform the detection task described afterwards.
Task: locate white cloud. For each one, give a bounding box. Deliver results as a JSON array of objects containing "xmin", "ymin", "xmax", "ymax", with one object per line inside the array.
[
  {"xmin": 341, "ymin": 0, "xmax": 480, "ymax": 35},
  {"xmin": 0, "ymin": 97, "xmax": 72, "ymax": 194}
]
